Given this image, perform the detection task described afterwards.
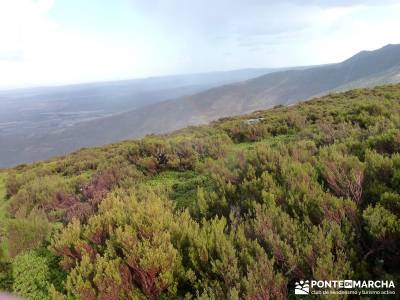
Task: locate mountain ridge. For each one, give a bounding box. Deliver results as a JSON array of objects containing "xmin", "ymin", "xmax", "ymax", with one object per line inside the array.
[
  {"xmin": 1, "ymin": 44, "xmax": 400, "ymax": 167},
  {"xmin": 51, "ymin": 44, "xmax": 400, "ymax": 141}
]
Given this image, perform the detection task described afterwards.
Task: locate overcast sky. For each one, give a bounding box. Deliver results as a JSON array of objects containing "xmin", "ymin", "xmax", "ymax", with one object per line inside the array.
[{"xmin": 0, "ymin": 0, "xmax": 399, "ymax": 89}]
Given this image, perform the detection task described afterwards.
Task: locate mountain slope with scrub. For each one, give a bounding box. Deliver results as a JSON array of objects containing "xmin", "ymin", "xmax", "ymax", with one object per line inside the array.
[
  {"xmin": 0, "ymin": 84, "xmax": 400, "ymax": 299},
  {"xmin": 24, "ymin": 44, "xmax": 400, "ymax": 169}
]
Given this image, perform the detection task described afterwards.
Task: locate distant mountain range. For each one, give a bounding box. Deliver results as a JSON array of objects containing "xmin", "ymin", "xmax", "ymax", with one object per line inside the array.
[
  {"xmin": 1, "ymin": 44, "xmax": 400, "ymax": 167},
  {"xmin": 0, "ymin": 68, "xmax": 280, "ymax": 167},
  {"xmin": 0, "ymin": 67, "xmax": 281, "ymax": 132}
]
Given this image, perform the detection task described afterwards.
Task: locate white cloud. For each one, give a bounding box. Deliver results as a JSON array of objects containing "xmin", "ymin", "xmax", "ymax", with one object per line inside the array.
[
  {"xmin": 0, "ymin": 0, "xmax": 399, "ymax": 89},
  {"xmin": 0, "ymin": 0, "xmax": 58, "ymax": 87},
  {"xmin": 0, "ymin": 0, "xmax": 148, "ymax": 89},
  {"xmin": 301, "ymin": 3, "xmax": 400, "ymax": 64},
  {"xmin": 0, "ymin": 0, "xmax": 55, "ymax": 60}
]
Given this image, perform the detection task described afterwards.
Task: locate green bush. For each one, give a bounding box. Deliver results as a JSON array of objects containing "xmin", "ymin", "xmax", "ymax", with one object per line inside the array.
[
  {"xmin": 2, "ymin": 84, "xmax": 400, "ymax": 297},
  {"xmin": 12, "ymin": 251, "xmax": 51, "ymax": 300}
]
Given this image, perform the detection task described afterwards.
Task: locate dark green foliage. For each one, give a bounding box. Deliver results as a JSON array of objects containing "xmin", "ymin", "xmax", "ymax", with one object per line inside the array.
[
  {"xmin": 363, "ymin": 204, "xmax": 400, "ymax": 271},
  {"xmin": 12, "ymin": 250, "xmax": 52, "ymax": 299},
  {"xmin": 11, "ymin": 248, "xmax": 65, "ymax": 299},
  {"xmin": 2, "ymin": 84, "xmax": 400, "ymax": 298},
  {"xmin": 0, "ymin": 261, "xmax": 13, "ymax": 291}
]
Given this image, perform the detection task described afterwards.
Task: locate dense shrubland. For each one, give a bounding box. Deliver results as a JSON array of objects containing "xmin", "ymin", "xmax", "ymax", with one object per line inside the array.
[{"xmin": 0, "ymin": 84, "xmax": 400, "ymax": 299}]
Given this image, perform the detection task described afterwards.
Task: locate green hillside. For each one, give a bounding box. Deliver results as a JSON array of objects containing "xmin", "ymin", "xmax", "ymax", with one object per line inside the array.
[
  {"xmin": 0, "ymin": 173, "xmax": 8, "ymax": 251},
  {"xmin": 3, "ymin": 45, "xmax": 400, "ymax": 169},
  {"xmin": 1, "ymin": 84, "xmax": 400, "ymax": 299}
]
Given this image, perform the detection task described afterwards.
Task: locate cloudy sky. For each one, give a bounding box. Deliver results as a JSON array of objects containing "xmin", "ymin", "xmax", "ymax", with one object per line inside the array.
[{"xmin": 0, "ymin": 0, "xmax": 399, "ymax": 89}]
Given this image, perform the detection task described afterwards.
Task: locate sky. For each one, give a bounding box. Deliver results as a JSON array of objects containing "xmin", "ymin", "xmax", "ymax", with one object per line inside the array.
[{"xmin": 0, "ymin": 0, "xmax": 399, "ymax": 89}]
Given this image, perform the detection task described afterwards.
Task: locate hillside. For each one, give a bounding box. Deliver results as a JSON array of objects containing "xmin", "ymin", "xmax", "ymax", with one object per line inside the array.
[
  {"xmin": 95, "ymin": 44, "xmax": 400, "ymax": 129},
  {"xmin": 0, "ymin": 84, "xmax": 399, "ymax": 298},
  {"xmin": 0, "ymin": 68, "xmax": 280, "ymax": 167},
  {"xmin": 12, "ymin": 44, "xmax": 400, "ymax": 168}
]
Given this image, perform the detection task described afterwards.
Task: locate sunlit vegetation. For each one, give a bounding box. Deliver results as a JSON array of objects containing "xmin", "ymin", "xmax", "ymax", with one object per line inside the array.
[
  {"xmin": 0, "ymin": 173, "xmax": 9, "ymax": 256},
  {"xmin": 1, "ymin": 84, "xmax": 400, "ymax": 299}
]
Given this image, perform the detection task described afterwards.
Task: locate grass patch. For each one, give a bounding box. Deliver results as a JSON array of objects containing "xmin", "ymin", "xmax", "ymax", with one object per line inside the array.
[
  {"xmin": 146, "ymin": 171, "xmax": 188, "ymax": 188},
  {"xmin": 147, "ymin": 171, "xmax": 213, "ymax": 209}
]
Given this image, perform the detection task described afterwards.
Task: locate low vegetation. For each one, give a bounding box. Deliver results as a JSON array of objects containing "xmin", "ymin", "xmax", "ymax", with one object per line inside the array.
[{"xmin": 1, "ymin": 84, "xmax": 400, "ymax": 299}]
